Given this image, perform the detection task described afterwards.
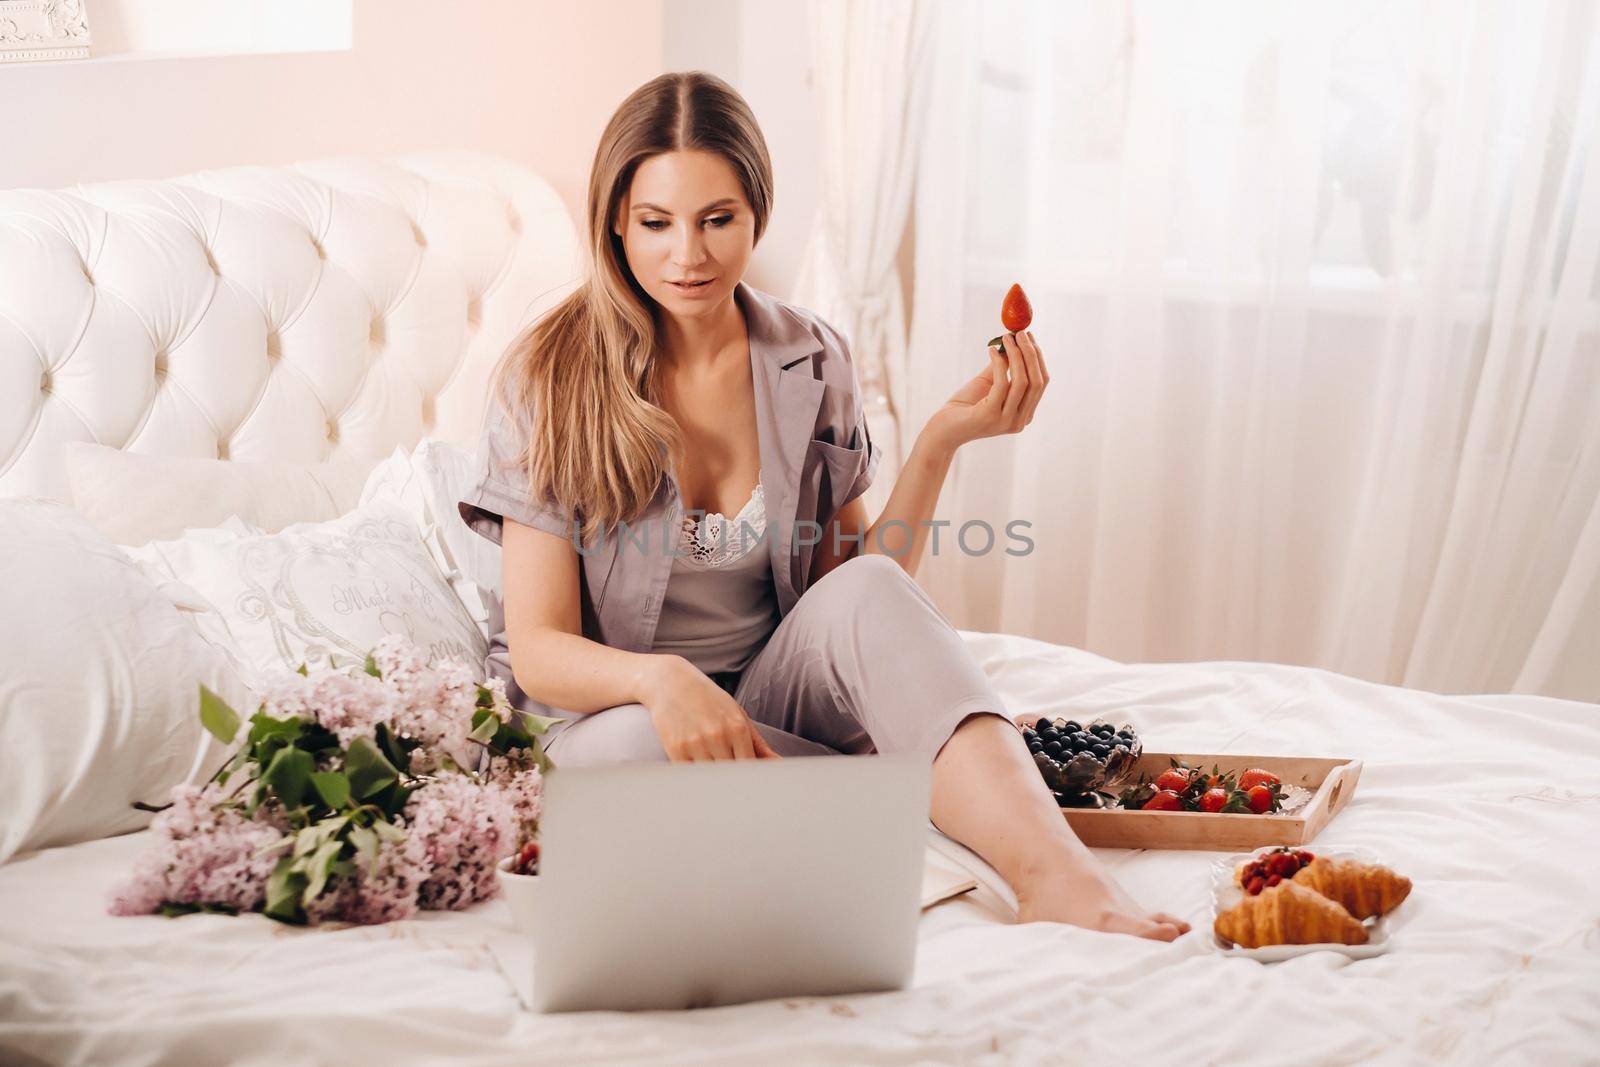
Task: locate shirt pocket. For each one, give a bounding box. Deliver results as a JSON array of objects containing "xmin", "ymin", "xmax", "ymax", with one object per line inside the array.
[{"xmin": 806, "ymin": 438, "xmax": 871, "ymax": 524}]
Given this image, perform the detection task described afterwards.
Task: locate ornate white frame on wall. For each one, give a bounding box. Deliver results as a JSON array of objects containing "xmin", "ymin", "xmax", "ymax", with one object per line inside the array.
[{"xmin": 0, "ymin": 0, "xmax": 91, "ymax": 63}]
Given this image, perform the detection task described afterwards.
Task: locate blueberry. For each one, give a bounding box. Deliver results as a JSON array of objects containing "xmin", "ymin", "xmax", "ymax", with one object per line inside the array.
[
  {"xmin": 1092, "ymin": 744, "xmax": 1110, "ymax": 758},
  {"xmin": 1044, "ymin": 740, "xmax": 1063, "ymax": 757},
  {"xmin": 1072, "ymin": 731, "xmax": 1092, "ymax": 746},
  {"xmin": 1063, "ymin": 720, "xmax": 1082, "ymax": 733},
  {"xmin": 1028, "ymin": 739, "xmax": 1043, "ymax": 753},
  {"xmin": 1040, "ymin": 728, "xmax": 1059, "ymax": 744},
  {"xmin": 1033, "ymin": 717, "xmax": 1051, "ymax": 733}
]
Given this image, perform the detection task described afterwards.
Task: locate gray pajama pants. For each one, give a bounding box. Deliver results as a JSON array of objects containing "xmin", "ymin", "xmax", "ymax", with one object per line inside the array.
[{"xmin": 543, "ymin": 554, "xmax": 1011, "ymax": 766}]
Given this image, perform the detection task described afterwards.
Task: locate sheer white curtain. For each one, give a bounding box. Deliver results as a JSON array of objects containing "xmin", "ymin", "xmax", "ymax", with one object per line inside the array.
[
  {"xmin": 908, "ymin": 0, "xmax": 1600, "ymax": 700},
  {"xmin": 792, "ymin": 0, "xmax": 935, "ymax": 515}
]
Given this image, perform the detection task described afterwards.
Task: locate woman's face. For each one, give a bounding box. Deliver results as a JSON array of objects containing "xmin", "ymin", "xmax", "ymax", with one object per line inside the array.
[{"xmin": 613, "ymin": 150, "xmax": 756, "ymax": 317}]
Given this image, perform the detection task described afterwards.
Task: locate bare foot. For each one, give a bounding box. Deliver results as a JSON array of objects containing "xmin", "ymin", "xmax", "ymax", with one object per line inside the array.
[{"xmin": 1015, "ymin": 868, "xmax": 1192, "ymax": 942}]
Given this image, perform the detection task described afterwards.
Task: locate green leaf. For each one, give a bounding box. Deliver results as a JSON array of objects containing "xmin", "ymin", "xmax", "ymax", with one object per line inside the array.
[
  {"xmin": 521, "ymin": 711, "xmax": 564, "ymax": 737},
  {"xmin": 348, "ymin": 824, "xmax": 379, "ymax": 876},
  {"xmin": 253, "ymin": 835, "xmax": 295, "ymax": 861},
  {"xmin": 370, "ymin": 819, "xmax": 407, "ymax": 844},
  {"xmin": 264, "ymin": 856, "xmax": 307, "ymax": 924},
  {"xmin": 375, "ymin": 722, "xmax": 416, "ymax": 773},
  {"xmin": 198, "ymin": 685, "xmax": 241, "ymax": 744},
  {"xmin": 244, "ymin": 780, "xmax": 266, "ymax": 817},
  {"xmin": 469, "ymin": 708, "xmax": 500, "ymax": 744},
  {"xmin": 262, "ymin": 746, "xmax": 314, "ymax": 810},
  {"xmin": 310, "ymin": 771, "xmax": 351, "ymax": 810},
  {"xmin": 296, "ymin": 662, "xmax": 309, "ymax": 676},
  {"xmin": 363, "ymin": 652, "xmax": 382, "ymax": 678},
  {"xmin": 303, "ymin": 838, "xmax": 345, "ymax": 902},
  {"xmin": 158, "ymin": 900, "xmax": 239, "ymax": 918},
  {"xmin": 345, "ymin": 737, "xmax": 399, "ymax": 799},
  {"xmin": 292, "ymin": 824, "xmax": 322, "ymax": 859},
  {"xmin": 248, "ymin": 711, "xmax": 303, "ymax": 749},
  {"xmin": 521, "ymin": 740, "xmax": 553, "ymax": 774},
  {"xmin": 370, "ymin": 780, "xmax": 413, "ymax": 821}
]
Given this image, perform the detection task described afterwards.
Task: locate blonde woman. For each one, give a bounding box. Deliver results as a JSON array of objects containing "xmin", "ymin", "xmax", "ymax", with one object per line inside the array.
[{"xmin": 460, "ymin": 71, "xmax": 1189, "ymax": 942}]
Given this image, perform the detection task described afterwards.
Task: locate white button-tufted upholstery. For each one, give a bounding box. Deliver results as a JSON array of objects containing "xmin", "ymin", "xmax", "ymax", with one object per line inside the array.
[{"xmin": 0, "ymin": 153, "xmax": 582, "ymax": 501}]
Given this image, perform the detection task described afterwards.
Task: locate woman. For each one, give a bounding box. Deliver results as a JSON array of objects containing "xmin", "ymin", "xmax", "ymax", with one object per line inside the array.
[{"xmin": 460, "ymin": 71, "xmax": 1189, "ymax": 942}]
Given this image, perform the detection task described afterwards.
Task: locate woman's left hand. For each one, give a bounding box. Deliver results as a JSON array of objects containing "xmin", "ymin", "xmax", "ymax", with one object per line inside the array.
[{"xmin": 924, "ymin": 330, "xmax": 1049, "ymax": 451}]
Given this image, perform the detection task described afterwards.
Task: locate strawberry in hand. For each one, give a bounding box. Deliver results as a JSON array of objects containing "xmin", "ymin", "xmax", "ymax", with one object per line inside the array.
[
  {"xmin": 986, "ymin": 283, "xmax": 1033, "ymax": 348},
  {"xmin": 928, "ymin": 287, "xmax": 1049, "ymax": 451}
]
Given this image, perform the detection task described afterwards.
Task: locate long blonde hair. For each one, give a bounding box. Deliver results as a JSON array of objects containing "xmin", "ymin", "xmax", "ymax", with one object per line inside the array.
[{"xmin": 493, "ymin": 71, "xmax": 774, "ymax": 547}]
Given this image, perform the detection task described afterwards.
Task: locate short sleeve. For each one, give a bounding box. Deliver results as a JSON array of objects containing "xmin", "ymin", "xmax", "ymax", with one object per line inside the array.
[
  {"xmin": 838, "ymin": 403, "xmax": 882, "ymax": 509},
  {"xmin": 816, "ymin": 317, "xmax": 883, "ymax": 510},
  {"xmin": 457, "ymin": 399, "xmax": 579, "ymax": 546}
]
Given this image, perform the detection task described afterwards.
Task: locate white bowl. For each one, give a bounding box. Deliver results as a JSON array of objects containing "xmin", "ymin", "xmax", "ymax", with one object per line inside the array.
[{"xmin": 496, "ymin": 854, "xmax": 540, "ymax": 934}]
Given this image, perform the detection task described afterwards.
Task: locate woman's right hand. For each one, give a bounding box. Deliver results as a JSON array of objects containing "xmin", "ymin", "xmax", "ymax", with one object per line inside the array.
[{"xmin": 639, "ymin": 655, "xmax": 781, "ymax": 762}]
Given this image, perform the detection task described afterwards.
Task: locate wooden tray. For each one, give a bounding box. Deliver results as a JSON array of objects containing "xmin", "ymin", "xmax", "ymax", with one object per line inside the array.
[{"xmin": 1061, "ymin": 752, "xmax": 1363, "ymax": 852}]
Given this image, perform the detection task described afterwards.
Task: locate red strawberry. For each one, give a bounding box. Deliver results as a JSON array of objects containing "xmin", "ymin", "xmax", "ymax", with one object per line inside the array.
[
  {"xmin": 1155, "ymin": 769, "xmax": 1191, "ymax": 793},
  {"xmin": 1266, "ymin": 873, "xmax": 1283, "ymax": 887},
  {"xmin": 1001, "ymin": 284, "xmax": 1033, "ymax": 332},
  {"xmin": 1246, "ymin": 877, "xmax": 1266, "ymax": 896},
  {"xmin": 1268, "ymin": 852, "xmax": 1299, "ymax": 877},
  {"xmin": 1142, "ymin": 789, "xmax": 1184, "ymax": 811},
  {"xmin": 1198, "ymin": 788, "xmax": 1229, "ymax": 813},
  {"xmin": 986, "ymin": 284, "xmax": 1034, "ymax": 348},
  {"xmin": 1246, "ymin": 785, "xmax": 1275, "ymax": 814},
  {"xmin": 1238, "ymin": 768, "xmax": 1280, "ymax": 791}
]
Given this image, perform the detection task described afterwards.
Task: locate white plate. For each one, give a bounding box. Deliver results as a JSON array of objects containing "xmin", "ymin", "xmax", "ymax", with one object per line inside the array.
[{"xmin": 1209, "ymin": 846, "xmax": 1403, "ymax": 961}]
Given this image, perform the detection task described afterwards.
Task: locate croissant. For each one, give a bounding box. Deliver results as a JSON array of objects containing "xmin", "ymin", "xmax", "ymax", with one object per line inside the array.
[
  {"xmin": 1291, "ymin": 857, "xmax": 1411, "ymax": 920},
  {"xmin": 1214, "ymin": 881, "xmax": 1369, "ymax": 949}
]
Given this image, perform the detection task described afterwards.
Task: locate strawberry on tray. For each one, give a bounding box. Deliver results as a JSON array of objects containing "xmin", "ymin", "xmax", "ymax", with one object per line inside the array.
[{"xmin": 1118, "ymin": 760, "xmax": 1304, "ymax": 817}]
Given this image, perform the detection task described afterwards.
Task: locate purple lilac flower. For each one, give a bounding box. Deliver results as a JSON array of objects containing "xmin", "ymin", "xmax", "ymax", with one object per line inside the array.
[
  {"xmin": 303, "ymin": 817, "xmax": 431, "ymax": 925},
  {"xmin": 260, "ymin": 668, "xmax": 398, "ymax": 748},
  {"xmin": 112, "ymin": 639, "xmax": 545, "ymax": 926},
  {"xmin": 406, "ymin": 775, "xmax": 518, "ymax": 911},
  {"xmin": 108, "ymin": 785, "xmax": 285, "ymax": 916}
]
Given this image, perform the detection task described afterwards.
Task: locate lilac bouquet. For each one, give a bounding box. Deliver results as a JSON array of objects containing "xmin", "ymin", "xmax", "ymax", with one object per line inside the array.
[{"xmin": 110, "ymin": 636, "xmax": 557, "ymax": 925}]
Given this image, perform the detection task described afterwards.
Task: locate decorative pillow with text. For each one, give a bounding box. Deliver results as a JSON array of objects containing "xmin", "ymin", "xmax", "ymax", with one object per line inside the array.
[{"xmin": 126, "ymin": 500, "xmax": 487, "ymax": 689}]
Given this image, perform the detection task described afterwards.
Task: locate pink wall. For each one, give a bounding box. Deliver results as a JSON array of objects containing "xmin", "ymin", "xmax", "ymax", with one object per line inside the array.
[{"xmin": 0, "ymin": 0, "xmax": 665, "ymax": 226}]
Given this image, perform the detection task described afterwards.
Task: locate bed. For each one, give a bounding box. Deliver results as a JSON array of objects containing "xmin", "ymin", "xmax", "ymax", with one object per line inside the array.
[{"xmin": 1, "ymin": 156, "xmax": 1596, "ymax": 1067}]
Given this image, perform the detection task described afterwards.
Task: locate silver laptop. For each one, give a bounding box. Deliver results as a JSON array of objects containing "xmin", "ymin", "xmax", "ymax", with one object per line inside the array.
[{"xmin": 529, "ymin": 753, "xmax": 931, "ymax": 1012}]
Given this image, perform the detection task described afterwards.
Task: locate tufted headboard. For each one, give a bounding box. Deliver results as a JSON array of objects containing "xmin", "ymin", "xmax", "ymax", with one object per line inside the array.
[{"xmin": 0, "ymin": 153, "xmax": 583, "ymax": 501}]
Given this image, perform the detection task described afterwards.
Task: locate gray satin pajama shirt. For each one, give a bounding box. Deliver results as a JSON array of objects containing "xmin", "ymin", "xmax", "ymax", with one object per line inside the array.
[{"xmin": 458, "ymin": 280, "xmax": 1008, "ymax": 765}]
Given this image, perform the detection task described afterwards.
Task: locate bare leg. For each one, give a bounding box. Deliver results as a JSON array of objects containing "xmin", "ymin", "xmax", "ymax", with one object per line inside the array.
[{"xmin": 930, "ymin": 712, "xmax": 1192, "ymax": 941}]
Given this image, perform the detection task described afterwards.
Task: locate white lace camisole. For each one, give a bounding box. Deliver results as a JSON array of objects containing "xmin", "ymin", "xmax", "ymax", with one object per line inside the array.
[{"xmin": 650, "ymin": 468, "xmax": 781, "ymax": 676}]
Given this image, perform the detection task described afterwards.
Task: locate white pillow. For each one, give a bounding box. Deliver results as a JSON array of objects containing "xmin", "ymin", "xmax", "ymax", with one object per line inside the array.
[
  {"xmin": 65, "ymin": 442, "xmax": 374, "ymax": 545},
  {"xmin": 124, "ymin": 499, "xmax": 488, "ymax": 688},
  {"xmin": 360, "ymin": 440, "xmax": 501, "ymax": 637},
  {"xmin": 0, "ymin": 500, "xmax": 251, "ymax": 864}
]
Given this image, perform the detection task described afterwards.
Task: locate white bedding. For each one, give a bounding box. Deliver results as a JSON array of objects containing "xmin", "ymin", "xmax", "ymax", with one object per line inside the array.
[{"xmin": 2, "ymin": 632, "xmax": 1597, "ymax": 1067}]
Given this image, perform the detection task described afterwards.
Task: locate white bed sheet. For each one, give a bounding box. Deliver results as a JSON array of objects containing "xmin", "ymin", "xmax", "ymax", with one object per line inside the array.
[{"xmin": 2, "ymin": 632, "xmax": 1597, "ymax": 1067}]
